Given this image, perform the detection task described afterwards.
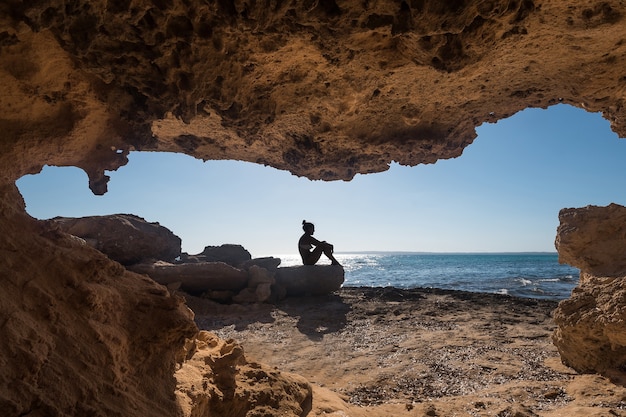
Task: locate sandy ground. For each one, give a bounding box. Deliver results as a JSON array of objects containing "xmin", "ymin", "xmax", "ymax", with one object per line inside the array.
[{"xmin": 185, "ymin": 287, "xmax": 626, "ymax": 416}]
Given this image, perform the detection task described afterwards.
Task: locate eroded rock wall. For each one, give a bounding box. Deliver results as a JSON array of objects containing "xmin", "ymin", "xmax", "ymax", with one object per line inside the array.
[
  {"xmin": 0, "ymin": 184, "xmax": 198, "ymax": 416},
  {"xmin": 553, "ymin": 204, "xmax": 626, "ymax": 374},
  {"xmin": 3, "ymin": 0, "xmax": 626, "ymax": 415},
  {"xmin": 3, "ymin": 1, "xmax": 626, "ymax": 189}
]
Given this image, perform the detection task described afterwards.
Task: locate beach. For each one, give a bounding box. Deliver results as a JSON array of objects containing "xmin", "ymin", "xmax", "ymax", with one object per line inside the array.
[{"xmin": 184, "ymin": 287, "xmax": 626, "ymax": 416}]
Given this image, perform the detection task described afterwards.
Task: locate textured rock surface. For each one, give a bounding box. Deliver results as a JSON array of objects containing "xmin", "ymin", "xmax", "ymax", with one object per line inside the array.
[
  {"xmin": 192, "ymin": 244, "xmax": 252, "ymax": 267},
  {"xmin": 128, "ymin": 260, "xmax": 249, "ymax": 294},
  {"xmin": 553, "ymin": 272, "xmax": 626, "ymax": 374},
  {"xmin": 275, "ymin": 265, "xmax": 345, "ymax": 296},
  {"xmin": 175, "ymin": 331, "xmax": 312, "ymax": 417},
  {"xmin": 3, "ymin": 1, "xmax": 626, "ymax": 189},
  {"xmin": 0, "ymin": 184, "xmax": 198, "ymax": 416},
  {"xmin": 553, "ymin": 204, "xmax": 626, "ymax": 374},
  {"xmin": 53, "ymin": 214, "xmax": 182, "ymax": 265},
  {"xmin": 4, "ymin": 0, "xmax": 626, "ymax": 415},
  {"xmin": 556, "ymin": 204, "xmax": 626, "ymax": 277}
]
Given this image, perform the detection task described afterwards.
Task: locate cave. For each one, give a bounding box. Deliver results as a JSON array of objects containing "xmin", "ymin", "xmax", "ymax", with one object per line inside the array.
[{"xmin": 3, "ymin": 1, "xmax": 626, "ymax": 416}]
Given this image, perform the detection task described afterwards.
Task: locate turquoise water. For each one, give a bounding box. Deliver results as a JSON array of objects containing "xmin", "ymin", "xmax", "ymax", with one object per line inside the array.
[{"xmin": 278, "ymin": 252, "xmax": 579, "ymax": 300}]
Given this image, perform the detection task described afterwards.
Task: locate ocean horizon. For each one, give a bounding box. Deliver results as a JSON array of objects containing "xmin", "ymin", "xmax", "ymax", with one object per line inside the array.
[{"xmin": 275, "ymin": 251, "xmax": 579, "ymax": 300}]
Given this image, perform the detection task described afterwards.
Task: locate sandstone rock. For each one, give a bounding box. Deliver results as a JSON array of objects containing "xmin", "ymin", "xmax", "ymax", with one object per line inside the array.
[
  {"xmin": 0, "ymin": 186, "xmax": 198, "ymax": 417},
  {"xmin": 232, "ymin": 288, "xmax": 259, "ymax": 304},
  {"xmin": 204, "ymin": 290, "xmax": 236, "ymax": 303},
  {"xmin": 5, "ymin": 1, "xmax": 626, "ymax": 415},
  {"xmin": 240, "ymin": 256, "xmax": 282, "ymax": 272},
  {"xmin": 128, "ymin": 261, "xmax": 248, "ymax": 295},
  {"xmin": 275, "ymin": 265, "xmax": 345, "ymax": 296},
  {"xmin": 553, "ymin": 273, "xmax": 626, "ymax": 374},
  {"xmin": 175, "ymin": 331, "xmax": 312, "ymax": 417},
  {"xmin": 555, "ymin": 204, "xmax": 626, "ymax": 277},
  {"xmin": 255, "ymin": 283, "xmax": 273, "ymax": 303},
  {"xmin": 52, "ymin": 214, "xmax": 182, "ymax": 265},
  {"xmin": 197, "ymin": 244, "xmax": 252, "ymax": 267},
  {"xmin": 248, "ymin": 265, "xmax": 276, "ymax": 287},
  {"xmin": 553, "ymin": 203, "xmax": 626, "ymax": 374},
  {"xmin": 4, "ymin": 2, "xmax": 626, "ymax": 189}
]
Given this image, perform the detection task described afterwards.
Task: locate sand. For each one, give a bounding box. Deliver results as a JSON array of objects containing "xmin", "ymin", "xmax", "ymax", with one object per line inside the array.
[{"xmin": 184, "ymin": 287, "xmax": 626, "ymax": 416}]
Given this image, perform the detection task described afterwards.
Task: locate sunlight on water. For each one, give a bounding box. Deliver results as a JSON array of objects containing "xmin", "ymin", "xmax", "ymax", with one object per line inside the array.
[{"xmin": 275, "ymin": 252, "xmax": 579, "ymax": 300}]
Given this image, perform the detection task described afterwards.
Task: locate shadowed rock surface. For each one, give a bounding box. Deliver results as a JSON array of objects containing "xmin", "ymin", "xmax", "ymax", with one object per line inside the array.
[
  {"xmin": 53, "ymin": 214, "xmax": 182, "ymax": 265},
  {"xmin": 128, "ymin": 260, "xmax": 250, "ymax": 294},
  {"xmin": 276, "ymin": 265, "xmax": 345, "ymax": 296},
  {"xmin": 3, "ymin": 0, "xmax": 626, "ymax": 415}
]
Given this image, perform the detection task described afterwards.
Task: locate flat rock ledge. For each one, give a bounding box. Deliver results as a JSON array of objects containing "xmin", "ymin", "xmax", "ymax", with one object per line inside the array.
[
  {"xmin": 128, "ymin": 261, "xmax": 250, "ymax": 294},
  {"xmin": 129, "ymin": 260, "xmax": 344, "ymax": 303}
]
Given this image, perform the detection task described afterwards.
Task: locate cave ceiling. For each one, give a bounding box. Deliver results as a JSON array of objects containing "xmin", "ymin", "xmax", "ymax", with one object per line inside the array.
[{"xmin": 1, "ymin": 0, "xmax": 626, "ymax": 194}]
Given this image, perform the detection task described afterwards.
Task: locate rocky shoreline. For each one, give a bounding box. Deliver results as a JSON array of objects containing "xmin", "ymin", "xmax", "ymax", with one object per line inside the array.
[
  {"xmin": 183, "ymin": 286, "xmax": 626, "ymax": 416},
  {"xmin": 8, "ymin": 209, "xmax": 626, "ymax": 417}
]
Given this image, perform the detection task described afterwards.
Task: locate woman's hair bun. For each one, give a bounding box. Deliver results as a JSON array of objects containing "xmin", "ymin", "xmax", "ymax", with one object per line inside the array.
[{"xmin": 302, "ymin": 220, "xmax": 306, "ymax": 225}]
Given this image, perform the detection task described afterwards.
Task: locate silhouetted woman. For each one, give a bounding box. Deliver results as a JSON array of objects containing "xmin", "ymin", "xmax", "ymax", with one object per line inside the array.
[{"xmin": 298, "ymin": 220, "xmax": 341, "ymax": 266}]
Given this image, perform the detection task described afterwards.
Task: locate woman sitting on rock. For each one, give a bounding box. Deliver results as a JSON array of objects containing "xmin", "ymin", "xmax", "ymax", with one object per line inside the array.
[{"xmin": 298, "ymin": 220, "xmax": 341, "ymax": 266}]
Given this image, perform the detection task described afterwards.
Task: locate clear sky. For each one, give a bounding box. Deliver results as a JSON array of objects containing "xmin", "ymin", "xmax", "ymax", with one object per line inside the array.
[{"xmin": 16, "ymin": 104, "xmax": 626, "ymax": 257}]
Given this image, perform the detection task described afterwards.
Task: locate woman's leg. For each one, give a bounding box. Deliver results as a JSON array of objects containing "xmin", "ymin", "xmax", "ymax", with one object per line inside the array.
[
  {"xmin": 322, "ymin": 243, "xmax": 341, "ymax": 265},
  {"xmin": 304, "ymin": 247, "xmax": 324, "ymax": 265}
]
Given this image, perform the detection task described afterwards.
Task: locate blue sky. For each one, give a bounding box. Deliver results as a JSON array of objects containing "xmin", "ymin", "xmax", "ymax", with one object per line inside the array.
[{"xmin": 16, "ymin": 104, "xmax": 626, "ymax": 257}]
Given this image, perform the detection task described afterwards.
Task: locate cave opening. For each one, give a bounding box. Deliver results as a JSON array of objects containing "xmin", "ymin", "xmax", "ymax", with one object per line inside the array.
[{"xmin": 17, "ymin": 104, "xmax": 626, "ymax": 260}]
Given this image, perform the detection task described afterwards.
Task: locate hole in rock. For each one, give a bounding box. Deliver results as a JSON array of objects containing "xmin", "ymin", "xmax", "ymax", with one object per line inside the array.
[{"xmin": 16, "ymin": 104, "xmax": 626, "ymax": 299}]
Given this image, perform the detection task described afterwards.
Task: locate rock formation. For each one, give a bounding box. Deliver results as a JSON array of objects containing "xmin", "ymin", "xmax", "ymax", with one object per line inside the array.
[
  {"xmin": 553, "ymin": 204, "xmax": 626, "ymax": 374},
  {"xmin": 175, "ymin": 331, "xmax": 312, "ymax": 417},
  {"xmin": 53, "ymin": 214, "xmax": 182, "ymax": 265},
  {"xmin": 190, "ymin": 244, "xmax": 252, "ymax": 266},
  {"xmin": 3, "ymin": 0, "xmax": 626, "ymax": 415},
  {"xmin": 555, "ymin": 204, "xmax": 626, "ymax": 277},
  {"xmin": 0, "ymin": 185, "xmax": 198, "ymax": 416},
  {"xmin": 276, "ymin": 265, "xmax": 346, "ymax": 296},
  {"xmin": 129, "ymin": 260, "xmax": 250, "ymax": 294},
  {"xmin": 3, "ymin": 1, "xmax": 626, "ymax": 189}
]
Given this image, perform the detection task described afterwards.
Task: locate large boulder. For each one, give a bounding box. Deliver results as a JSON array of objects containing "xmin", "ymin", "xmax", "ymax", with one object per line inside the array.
[
  {"xmin": 128, "ymin": 261, "xmax": 248, "ymax": 295},
  {"xmin": 555, "ymin": 204, "xmax": 626, "ymax": 277},
  {"xmin": 52, "ymin": 214, "xmax": 182, "ymax": 265},
  {"xmin": 175, "ymin": 331, "xmax": 312, "ymax": 417},
  {"xmin": 184, "ymin": 244, "xmax": 252, "ymax": 267},
  {"xmin": 553, "ymin": 204, "xmax": 626, "ymax": 374},
  {"xmin": 553, "ymin": 272, "xmax": 626, "ymax": 374},
  {"xmin": 275, "ymin": 265, "xmax": 345, "ymax": 296}
]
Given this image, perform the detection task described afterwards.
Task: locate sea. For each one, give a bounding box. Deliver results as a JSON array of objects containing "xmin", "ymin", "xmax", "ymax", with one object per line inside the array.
[{"xmin": 277, "ymin": 252, "xmax": 580, "ymax": 300}]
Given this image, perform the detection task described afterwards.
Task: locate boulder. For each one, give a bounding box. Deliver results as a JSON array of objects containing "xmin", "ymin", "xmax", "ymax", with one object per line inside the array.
[
  {"xmin": 553, "ymin": 203, "xmax": 626, "ymax": 374},
  {"xmin": 240, "ymin": 257, "xmax": 282, "ymax": 272},
  {"xmin": 196, "ymin": 244, "xmax": 252, "ymax": 267},
  {"xmin": 52, "ymin": 214, "xmax": 181, "ymax": 265},
  {"xmin": 128, "ymin": 261, "xmax": 248, "ymax": 295},
  {"xmin": 275, "ymin": 265, "xmax": 344, "ymax": 296},
  {"xmin": 248, "ymin": 265, "xmax": 276, "ymax": 287},
  {"xmin": 232, "ymin": 288, "xmax": 259, "ymax": 304},
  {"xmin": 553, "ymin": 273, "xmax": 626, "ymax": 374},
  {"xmin": 555, "ymin": 204, "xmax": 626, "ymax": 277}
]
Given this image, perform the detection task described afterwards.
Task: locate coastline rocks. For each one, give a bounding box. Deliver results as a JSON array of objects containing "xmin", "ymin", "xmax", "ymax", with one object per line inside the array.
[
  {"xmin": 553, "ymin": 203, "xmax": 626, "ymax": 374},
  {"xmin": 128, "ymin": 261, "xmax": 249, "ymax": 295},
  {"xmin": 183, "ymin": 244, "xmax": 252, "ymax": 267},
  {"xmin": 275, "ymin": 265, "xmax": 345, "ymax": 296},
  {"xmin": 0, "ymin": 190, "xmax": 198, "ymax": 417},
  {"xmin": 553, "ymin": 272, "xmax": 626, "ymax": 374},
  {"xmin": 52, "ymin": 214, "xmax": 182, "ymax": 265},
  {"xmin": 555, "ymin": 204, "xmax": 626, "ymax": 277},
  {"xmin": 175, "ymin": 331, "xmax": 312, "ymax": 417}
]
